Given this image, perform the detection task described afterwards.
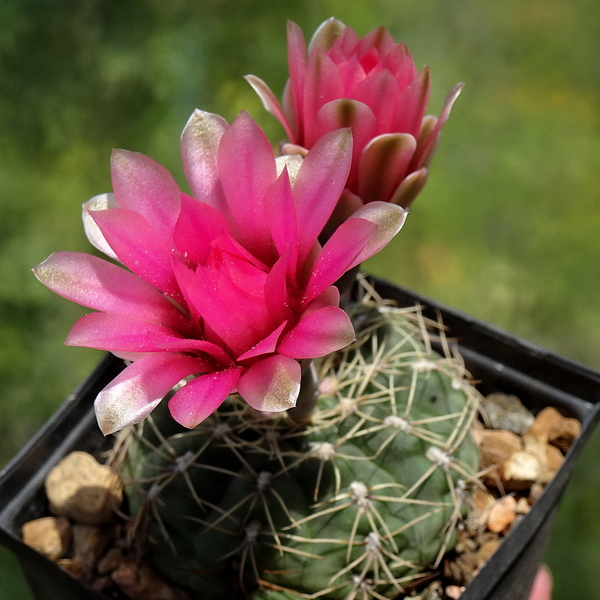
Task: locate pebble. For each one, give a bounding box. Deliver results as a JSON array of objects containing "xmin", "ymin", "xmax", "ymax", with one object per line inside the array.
[
  {"xmin": 516, "ymin": 497, "xmax": 531, "ymax": 514},
  {"xmin": 22, "ymin": 516, "xmax": 72, "ymax": 560},
  {"xmin": 525, "ymin": 406, "xmax": 581, "ymax": 452},
  {"xmin": 487, "ymin": 496, "xmax": 517, "ymax": 533},
  {"xmin": 479, "ymin": 429, "xmax": 522, "ymax": 465},
  {"xmin": 56, "ymin": 557, "xmax": 86, "ymax": 579},
  {"xmin": 445, "ymin": 585, "xmax": 464, "ymax": 599},
  {"xmin": 97, "ymin": 546, "xmax": 125, "ymax": 575},
  {"xmin": 502, "ymin": 450, "xmax": 541, "ymax": 490},
  {"xmin": 476, "ymin": 538, "xmax": 500, "ymax": 567},
  {"xmin": 112, "ymin": 558, "xmax": 192, "ymax": 600},
  {"xmin": 481, "ymin": 393, "xmax": 534, "ymax": 434},
  {"xmin": 72, "ymin": 524, "xmax": 112, "ymax": 577},
  {"xmin": 45, "ymin": 451, "xmax": 123, "ymax": 526}
]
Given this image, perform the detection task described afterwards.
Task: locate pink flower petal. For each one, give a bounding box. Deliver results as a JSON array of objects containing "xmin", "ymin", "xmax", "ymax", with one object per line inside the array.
[
  {"xmin": 307, "ymin": 17, "xmax": 345, "ymax": 54},
  {"xmin": 278, "ymin": 305, "xmax": 354, "ymax": 358},
  {"xmin": 174, "ymin": 261, "xmax": 261, "ymax": 356},
  {"xmin": 264, "ymin": 248, "xmax": 296, "ymax": 324},
  {"xmin": 302, "ymin": 50, "xmax": 344, "ymax": 147},
  {"xmin": 358, "ymin": 133, "xmax": 417, "ymax": 204},
  {"xmin": 237, "ymin": 322, "xmax": 288, "ymax": 361},
  {"xmin": 321, "ymin": 188, "xmax": 364, "ymax": 238},
  {"xmin": 65, "ymin": 312, "xmax": 187, "ymax": 353},
  {"xmin": 95, "ymin": 353, "xmax": 208, "ymax": 434},
  {"xmin": 91, "ymin": 208, "xmax": 182, "ymax": 303},
  {"xmin": 331, "ymin": 25, "xmax": 361, "ymax": 57},
  {"xmin": 146, "ymin": 333, "xmax": 233, "ymax": 366},
  {"xmin": 292, "ymin": 128, "xmax": 352, "ymax": 261},
  {"xmin": 217, "ymin": 111, "xmax": 277, "ymax": 259},
  {"xmin": 263, "ymin": 168, "xmax": 298, "ymax": 264},
  {"xmin": 304, "ymin": 286, "xmax": 340, "ymax": 315},
  {"xmin": 33, "ymin": 252, "xmax": 188, "ymax": 331},
  {"xmin": 390, "ymin": 167, "xmax": 428, "ymax": 209},
  {"xmin": 180, "ymin": 109, "xmax": 229, "ymax": 214},
  {"xmin": 353, "ymin": 70, "xmax": 401, "ymax": 134},
  {"xmin": 173, "ymin": 194, "xmax": 229, "ymax": 265},
  {"xmin": 168, "ymin": 367, "xmax": 243, "ymax": 428},
  {"xmin": 110, "ymin": 149, "xmax": 181, "ymax": 240},
  {"xmin": 358, "ymin": 26, "xmax": 395, "ymax": 57},
  {"xmin": 237, "ymin": 355, "xmax": 301, "ymax": 412},
  {"xmin": 344, "ymin": 202, "xmax": 408, "ymax": 268},
  {"xmin": 282, "ymin": 79, "xmax": 298, "ymax": 138},
  {"xmin": 412, "ymin": 82, "xmax": 464, "ymax": 169},
  {"xmin": 334, "ymin": 54, "xmax": 368, "ymax": 94},
  {"xmin": 392, "ymin": 67, "xmax": 431, "ymax": 137},
  {"xmin": 386, "ymin": 44, "xmax": 417, "ymax": 89},
  {"xmin": 82, "ymin": 193, "xmax": 120, "ymax": 260},
  {"xmin": 315, "ymin": 100, "xmax": 377, "ymax": 191},
  {"xmin": 286, "ymin": 20, "xmax": 308, "ymax": 141},
  {"xmin": 304, "ymin": 217, "xmax": 377, "ymax": 303},
  {"xmin": 244, "ymin": 75, "xmax": 294, "ymax": 142}
]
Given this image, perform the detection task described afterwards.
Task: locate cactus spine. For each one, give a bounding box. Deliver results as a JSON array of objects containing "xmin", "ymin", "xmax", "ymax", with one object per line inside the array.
[{"xmin": 122, "ymin": 281, "xmax": 480, "ymax": 599}]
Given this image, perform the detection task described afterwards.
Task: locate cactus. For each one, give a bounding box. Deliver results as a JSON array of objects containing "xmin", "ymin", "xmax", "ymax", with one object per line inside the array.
[{"xmin": 122, "ymin": 281, "xmax": 480, "ymax": 600}]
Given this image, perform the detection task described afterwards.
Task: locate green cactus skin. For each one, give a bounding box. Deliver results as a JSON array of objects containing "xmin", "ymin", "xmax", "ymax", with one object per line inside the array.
[{"xmin": 123, "ymin": 288, "xmax": 480, "ymax": 600}]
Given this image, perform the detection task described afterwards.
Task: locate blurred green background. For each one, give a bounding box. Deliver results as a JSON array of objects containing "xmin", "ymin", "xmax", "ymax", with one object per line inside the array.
[{"xmin": 1, "ymin": 0, "xmax": 599, "ymax": 597}]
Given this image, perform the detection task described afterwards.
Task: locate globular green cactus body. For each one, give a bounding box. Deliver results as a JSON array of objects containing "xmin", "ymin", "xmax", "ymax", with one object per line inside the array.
[{"xmin": 125, "ymin": 292, "xmax": 480, "ymax": 600}]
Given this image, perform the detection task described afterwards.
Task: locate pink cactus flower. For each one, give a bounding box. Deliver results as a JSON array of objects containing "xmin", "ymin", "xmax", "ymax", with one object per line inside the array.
[
  {"xmin": 246, "ymin": 17, "xmax": 463, "ymax": 223},
  {"xmin": 34, "ymin": 110, "xmax": 407, "ymax": 434}
]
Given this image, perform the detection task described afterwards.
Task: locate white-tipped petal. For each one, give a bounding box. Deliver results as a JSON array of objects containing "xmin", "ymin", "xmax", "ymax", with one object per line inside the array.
[
  {"xmin": 346, "ymin": 202, "xmax": 408, "ymax": 267},
  {"xmin": 82, "ymin": 193, "xmax": 120, "ymax": 260}
]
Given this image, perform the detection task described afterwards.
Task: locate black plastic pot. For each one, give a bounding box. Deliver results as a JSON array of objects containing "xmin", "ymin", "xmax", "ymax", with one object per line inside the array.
[{"xmin": 2, "ymin": 277, "xmax": 600, "ymax": 600}]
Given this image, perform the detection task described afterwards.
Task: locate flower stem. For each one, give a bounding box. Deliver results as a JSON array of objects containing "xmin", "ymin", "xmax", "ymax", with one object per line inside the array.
[{"xmin": 287, "ymin": 361, "xmax": 319, "ymax": 425}]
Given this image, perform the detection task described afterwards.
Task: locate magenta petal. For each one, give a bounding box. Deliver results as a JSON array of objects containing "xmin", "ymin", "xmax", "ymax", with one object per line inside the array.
[
  {"xmin": 386, "ymin": 44, "xmax": 417, "ymax": 89},
  {"xmin": 174, "ymin": 262, "xmax": 259, "ymax": 356},
  {"xmin": 95, "ymin": 353, "xmax": 208, "ymax": 434},
  {"xmin": 292, "ymin": 128, "xmax": 352, "ymax": 261},
  {"xmin": 393, "ymin": 67, "xmax": 431, "ymax": 137},
  {"xmin": 316, "ymin": 100, "xmax": 376, "ymax": 191},
  {"xmin": 307, "ymin": 17, "xmax": 345, "ymax": 54},
  {"xmin": 264, "ymin": 248, "xmax": 295, "ymax": 324},
  {"xmin": 65, "ymin": 312, "xmax": 187, "ymax": 354},
  {"xmin": 278, "ymin": 306, "xmax": 354, "ymax": 359},
  {"xmin": 353, "ymin": 70, "xmax": 401, "ymax": 134},
  {"xmin": 33, "ymin": 252, "xmax": 187, "ymax": 330},
  {"xmin": 111, "ymin": 149, "xmax": 181, "ymax": 240},
  {"xmin": 168, "ymin": 367, "xmax": 242, "ymax": 428},
  {"xmin": 332, "ymin": 25, "xmax": 361, "ymax": 57},
  {"xmin": 245, "ymin": 75, "xmax": 295, "ymax": 142},
  {"xmin": 321, "ymin": 188, "xmax": 364, "ymax": 238},
  {"xmin": 180, "ymin": 109, "xmax": 229, "ymax": 213},
  {"xmin": 412, "ymin": 82, "xmax": 464, "ymax": 169},
  {"xmin": 282, "ymin": 80, "xmax": 298, "ymax": 139},
  {"xmin": 358, "ymin": 26, "xmax": 395, "ymax": 57},
  {"xmin": 304, "ymin": 286, "xmax": 341, "ymax": 315},
  {"xmin": 390, "ymin": 167, "xmax": 428, "ymax": 209},
  {"xmin": 304, "ymin": 218, "xmax": 377, "ymax": 303},
  {"xmin": 286, "ymin": 20, "xmax": 308, "ymax": 141},
  {"xmin": 217, "ymin": 111, "xmax": 277, "ymax": 257},
  {"xmin": 91, "ymin": 208, "xmax": 182, "ymax": 302},
  {"xmin": 237, "ymin": 355, "xmax": 301, "ymax": 412},
  {"xmin": 147, "ymin": 333, "xmax": 233, "ymax": 366},
  {"xmin": 302, "ymin": 51, "xmax": 344, "ymax": 146},
  {"xmin": 82, "ymin": 193, "xmax": 120, "ymax": 260},
  {"xmin": 358, "ymin": 133, "xmax": 416, "ymax": 204},
  {"xmin": 237, "ymin": 322, "xmax": 288, "ymax": 361},
  {"xmin": 264, "ymin": 168, "xmax": 298, "ymax": 261},
  {"xmin": 344, "ymin": 202, "xmax": 408, "ymax": 268},
  {"xmin": 173, "ymin": 195, "xmax": 229, "ymax": 265}
]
